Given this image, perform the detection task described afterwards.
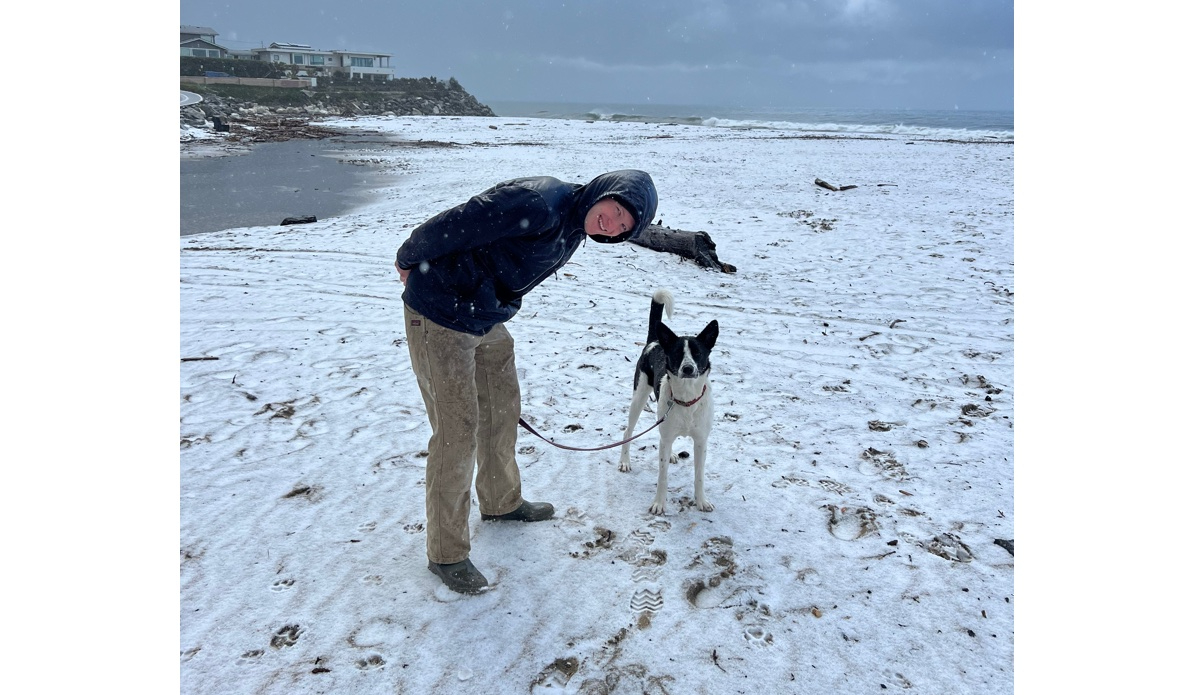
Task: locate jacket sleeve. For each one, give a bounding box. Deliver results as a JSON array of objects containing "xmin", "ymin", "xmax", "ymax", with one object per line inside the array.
[{"xmin": 395, "ymin": 185, "xmax": 551, "ymax": 269}]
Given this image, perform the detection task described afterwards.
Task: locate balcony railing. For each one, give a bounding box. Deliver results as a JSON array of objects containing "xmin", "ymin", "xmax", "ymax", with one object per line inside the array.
[{"xmin": 347, "ymin": 65, "xmax": 394, "ymax": 76}]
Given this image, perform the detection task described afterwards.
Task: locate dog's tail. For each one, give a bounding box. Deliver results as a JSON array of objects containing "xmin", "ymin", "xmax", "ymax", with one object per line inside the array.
[{"xmin": 647, "ymin": 289, "xmax": 674, "ymax": 345}]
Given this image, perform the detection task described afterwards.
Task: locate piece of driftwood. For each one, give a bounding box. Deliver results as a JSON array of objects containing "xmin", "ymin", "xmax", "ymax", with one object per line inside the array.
[
  {"xmin": 815, "ymin": 178, "xmax": 899, "ymax": 191},
  {"xmin": 181, "ymin": 356, "xmax": 219, "ymax": 362},
  {"xmin": 628, "ymin": 224, "xmax": 737, "ymax": 273},
  {"xmin": 280, "ymin": 215, "xmax": 317, "ymax": 226},
  {"xmin": 815, "ymin": 178, "xmax": 858, "ymax": 191}
]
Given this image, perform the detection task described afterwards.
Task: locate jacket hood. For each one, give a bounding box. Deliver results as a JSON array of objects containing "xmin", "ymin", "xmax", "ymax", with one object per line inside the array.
[{"xmin": 573, "ymin": 169, "xmax": 658, "ymax": 243}]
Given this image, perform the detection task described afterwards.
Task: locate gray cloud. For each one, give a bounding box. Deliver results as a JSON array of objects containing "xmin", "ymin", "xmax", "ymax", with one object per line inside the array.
[{"xmin": 181, "ymin": 0, "xmax": 1013, "ymax": 110}]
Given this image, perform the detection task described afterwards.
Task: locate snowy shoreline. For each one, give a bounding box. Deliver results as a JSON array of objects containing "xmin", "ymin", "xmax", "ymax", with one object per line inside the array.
[{"xmin": 181, "ymin": 115, "xmax": 1014, "ymax": 694}]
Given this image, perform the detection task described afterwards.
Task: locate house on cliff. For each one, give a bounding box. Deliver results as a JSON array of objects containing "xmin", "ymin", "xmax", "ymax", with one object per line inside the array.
[
  {"xmin": 180, "ymin": 25, "xmax": 227, "ymax": 59},
  {"xmin": 248, "ymin": 43, "xmax": 395, "ymax": 81},
  {"xmin": 180, "ymin": 25, "xmax": 395, "ymax": 82}
]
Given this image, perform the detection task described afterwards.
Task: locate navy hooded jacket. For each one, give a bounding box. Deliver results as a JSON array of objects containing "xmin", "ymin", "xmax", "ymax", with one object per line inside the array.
[{"xmin": 396, "ymin": 169, "xmax": 658, "ymax": 335}]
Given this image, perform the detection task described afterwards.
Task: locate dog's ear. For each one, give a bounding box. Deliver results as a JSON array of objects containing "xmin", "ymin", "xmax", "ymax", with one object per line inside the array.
[
  {"xmin": 655, "ymin": 321, "xmax": 678, "ymax": 347},
  {"xmin": 698, "ymin": 320, "xmax": 719, "ymax": 350}
]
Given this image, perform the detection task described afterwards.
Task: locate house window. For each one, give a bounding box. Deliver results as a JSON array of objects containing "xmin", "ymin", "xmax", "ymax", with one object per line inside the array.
[
  {"xmin": 309, "ymin": 56, "xmax": 324, "ymax": 65},
  {"xmin": 292, "ymin": 54, "xmax": 305, "ymax": 64},
  {"xmin": 351, "ymin": 57, "xmax": 373, "ymax": 67}
]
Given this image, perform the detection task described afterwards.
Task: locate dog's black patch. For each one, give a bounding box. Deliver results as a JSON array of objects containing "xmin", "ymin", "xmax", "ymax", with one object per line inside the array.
[{"xmin": 634, "ymin": 294, "xmax": 718, "ymax": 396}]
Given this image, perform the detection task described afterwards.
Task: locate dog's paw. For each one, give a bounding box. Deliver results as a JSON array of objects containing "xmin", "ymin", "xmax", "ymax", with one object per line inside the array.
[
  {"xmin": 695, "ymin": 498, "xmax": 715, "ymax": 512},
  {"xmin": 648, "ymin": 500, "xmax": 667, "ymax": 515},
  {"xmin": 618, "ymin": 460, "xmax": 632, "ymax": 472}
]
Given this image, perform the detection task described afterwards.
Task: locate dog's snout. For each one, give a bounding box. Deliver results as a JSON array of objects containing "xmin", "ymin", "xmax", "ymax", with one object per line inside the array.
[{"xmin": 681, "ymin": 364, "xmax": 695, "ymax": 376}]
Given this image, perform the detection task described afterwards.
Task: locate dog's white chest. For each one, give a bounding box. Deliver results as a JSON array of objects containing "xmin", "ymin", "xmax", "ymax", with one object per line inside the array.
[{"xmin": 661, "ymin": 380, "xmax": 712, "ymax": 434}]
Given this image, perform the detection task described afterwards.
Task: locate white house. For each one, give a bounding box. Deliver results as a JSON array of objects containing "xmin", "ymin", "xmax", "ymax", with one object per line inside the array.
[
  {"xmin": 248, "ymin": 42, "xmax": 394, "ymax": 81},
  {"xmin": 179, "ymin": 27, "xmax": 395, "ymax": 81}
]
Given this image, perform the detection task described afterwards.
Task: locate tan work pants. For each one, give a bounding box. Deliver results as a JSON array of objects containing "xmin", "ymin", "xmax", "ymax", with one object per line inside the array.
[{"xmin": 404, "ymin": 304, "xmax": 524, "ymax": 564}]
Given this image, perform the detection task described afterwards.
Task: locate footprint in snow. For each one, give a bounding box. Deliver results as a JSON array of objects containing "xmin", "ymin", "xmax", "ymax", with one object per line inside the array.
[
  {"xmin": 269, "ymin": 578, "xmax": 295, "ymax": 592},
  {"xmin": 529, "ymin": 657, "xmax": 580, "ymax": 691},
  {"xmin": 617, "ymin": 521, "xmax": 670, "ymax": 628},
  {"xmin": 354, "ymin": 654, "xmax": 385, "ymax": 671},
  {"xmin": 923, "ymin": 532, "xmax": 974, "ymax": 562},
  {"xmin": 270, "ymin": 624, "xmax": 302, "ymax": 649},
  {"xmin": 823, "ymin": 505, "xmax": 879, "ymax": 541},
  {"xmin": 235, "ymin": 649, "xmax": 263, "ymax": 665},
  {"xmin": 743, "ymin": 624, "xmax": 775, "ymax": 648}
]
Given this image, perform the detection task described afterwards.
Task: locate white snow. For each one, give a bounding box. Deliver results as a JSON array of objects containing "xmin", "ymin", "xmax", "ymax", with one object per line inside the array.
[{"xmin": 178, "ymin": 115, "xmax": 1014, "ymax": 693}]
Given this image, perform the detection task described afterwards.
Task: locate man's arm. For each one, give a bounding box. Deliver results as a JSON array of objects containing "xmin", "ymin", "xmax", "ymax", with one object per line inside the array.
[{"xmin": 395, "ymin": 185, "xmax": 550, "ymax": 270}]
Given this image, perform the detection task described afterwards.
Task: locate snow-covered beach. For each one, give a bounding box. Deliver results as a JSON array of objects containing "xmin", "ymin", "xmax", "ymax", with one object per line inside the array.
[{"xmin": 180, "ymin": 115, "xmax": 1014, "ymax": 693}]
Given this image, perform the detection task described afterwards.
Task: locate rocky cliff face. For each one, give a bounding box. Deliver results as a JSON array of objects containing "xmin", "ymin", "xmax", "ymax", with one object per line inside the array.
[{"xmin": 180, "ymin": 79, "xmax": 496, "ymax": 135}]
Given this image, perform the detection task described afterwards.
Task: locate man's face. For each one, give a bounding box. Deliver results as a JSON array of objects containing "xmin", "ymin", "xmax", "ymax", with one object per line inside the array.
[{"xmin": 584, "ymin": 197, "xmax": 634, "ymax": 238}]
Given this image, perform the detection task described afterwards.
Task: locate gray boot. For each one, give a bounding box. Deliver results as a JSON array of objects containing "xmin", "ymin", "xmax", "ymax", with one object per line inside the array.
[
  {"xmin": 428, "ymin": 558, "xmax": 489, "ymax": 595},
  {"xmin": 481, "ymin": 500, "xmax": 555, "ymax": 522}
]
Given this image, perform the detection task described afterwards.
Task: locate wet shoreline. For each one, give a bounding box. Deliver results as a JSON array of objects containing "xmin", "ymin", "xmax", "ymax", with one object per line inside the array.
[{"xmin": 180, "ymin": 135, "xmax": 399, "ymax": 236}]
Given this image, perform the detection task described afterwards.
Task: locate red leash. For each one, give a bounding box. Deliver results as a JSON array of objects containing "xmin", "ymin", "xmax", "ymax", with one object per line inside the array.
[
  {"xmin": 518, "ymin": 385, "xmax": 706, "ymax": 452},
  {"xmin": 517, "ymin": 415, "xmax": 665, "ymax": 452}
]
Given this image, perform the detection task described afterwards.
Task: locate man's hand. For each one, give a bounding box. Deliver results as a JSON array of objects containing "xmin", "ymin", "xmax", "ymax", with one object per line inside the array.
[{"xmin": 395, "ymin": 261, "xmax": 410, "ymax": 285}]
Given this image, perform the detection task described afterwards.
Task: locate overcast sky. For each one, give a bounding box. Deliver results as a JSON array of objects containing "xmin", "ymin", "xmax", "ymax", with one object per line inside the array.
[{"xmin": 180, "ymin": 0, "xmax": 1012, "ymax": 112}]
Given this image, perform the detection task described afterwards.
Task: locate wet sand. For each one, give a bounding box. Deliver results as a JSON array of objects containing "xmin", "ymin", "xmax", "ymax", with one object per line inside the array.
[{"xmin": 180, "ymin": 136, "xmax": 398, "ymax": 236}]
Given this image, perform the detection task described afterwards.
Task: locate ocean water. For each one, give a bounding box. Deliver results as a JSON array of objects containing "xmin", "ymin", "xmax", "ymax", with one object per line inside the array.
[
  {"xmin": 180, "ymin": 137, "xmax": 399, "ymax": 236},
  {"xmin": 488, "ymin": 100, "xmax": 1013, "ymax": 143}
]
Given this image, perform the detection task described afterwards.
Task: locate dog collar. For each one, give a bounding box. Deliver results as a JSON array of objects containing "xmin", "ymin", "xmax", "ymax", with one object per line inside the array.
[{"xmin": 670, "ymin": 384, "xmax": 707, "ymax": 408}]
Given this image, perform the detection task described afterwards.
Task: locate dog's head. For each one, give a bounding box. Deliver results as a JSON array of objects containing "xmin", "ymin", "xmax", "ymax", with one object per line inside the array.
[{"xmin": 654, "ymin": 320, "xmax": 719, "ymax": 379}]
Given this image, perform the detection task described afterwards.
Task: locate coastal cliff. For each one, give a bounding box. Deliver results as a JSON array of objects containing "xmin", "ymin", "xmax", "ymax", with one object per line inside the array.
[{"xmin": 180, "ymin": 76, "xmax": 496, "ymax": 140}]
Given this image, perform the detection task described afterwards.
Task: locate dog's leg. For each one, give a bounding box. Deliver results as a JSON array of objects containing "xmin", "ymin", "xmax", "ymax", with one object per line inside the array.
[
  {"xmin": 692, "ymin": 431, "xmax": 713, "ymax": 512},
  {"xmin": 618, "ymin": 381, "xmax": 653, "ymax": 472},
  {"xmin": 649, "ymin": 430, "xmax": 674, "ymax": 515}
]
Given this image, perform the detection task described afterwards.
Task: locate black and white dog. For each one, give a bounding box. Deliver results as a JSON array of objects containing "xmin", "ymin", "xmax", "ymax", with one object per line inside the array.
[{"xmin": 619, "ymin": 289, "xmax": 720, "ymax": 515}]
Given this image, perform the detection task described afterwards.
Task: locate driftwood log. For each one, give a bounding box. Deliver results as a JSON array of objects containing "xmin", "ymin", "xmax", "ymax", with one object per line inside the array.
[
  {"xmin": 815, "ymin": 177, "xmax": 898, "ymax": 191},
  {"xmin": 280, "ymin": 215, "xmax": 317, "ymax": 226},
  {"xmin": 815, "ymin": 177, "xmax": 858, "ymax": 191},
  {"xmin": 628, "ymin": 224, "xmax": 737, "ymax": 273}
]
